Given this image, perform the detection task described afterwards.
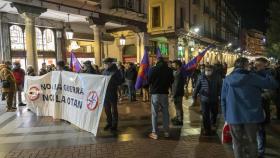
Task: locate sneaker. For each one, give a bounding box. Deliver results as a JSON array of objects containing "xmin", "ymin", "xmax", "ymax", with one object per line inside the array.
[
  {"xmin": 110, "ymin": 126, "xmax": 118, "ymax": 132},
  {"xmin": 164, "ymin": 132, "xmax": 170, "ymax": 138},
  {"xmin": 18, "ymin": 103, "xmax": 26, "ymax": 106},
  {"xmin": 148, "ymin": 132, "xmax": 158, "ymax": 140},
  {"xmin": 104, "ymin": 124, "xmax": 112, "ymax": 131}
]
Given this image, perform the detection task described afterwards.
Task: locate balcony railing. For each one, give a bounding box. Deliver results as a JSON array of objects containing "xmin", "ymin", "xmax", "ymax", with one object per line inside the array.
[
  {"xmin": 204, "ymin": 6, "xmax": 210, "ymax": 14},
  {"xmin": 192, "ymin": 0, "xmax": 200, "ymax": 6},
  {"xmin": 111, "ymin": 0, "xmax": 145, "ymax": 14}
]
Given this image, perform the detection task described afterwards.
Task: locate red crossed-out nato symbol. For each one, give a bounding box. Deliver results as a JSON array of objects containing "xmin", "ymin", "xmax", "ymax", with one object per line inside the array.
[{"xmin": 86, "ymin": 91, "xmax": 99, "ymax": 111}]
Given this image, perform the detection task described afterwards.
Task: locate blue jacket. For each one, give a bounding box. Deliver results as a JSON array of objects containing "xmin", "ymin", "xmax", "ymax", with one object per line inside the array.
[
  {"xmin": 193, "ymin": 74, "xmax": 222, "ymax": 103},
  {"xmin": 221, "ymin": 68, "xmax": 279, "ymax": 124}
]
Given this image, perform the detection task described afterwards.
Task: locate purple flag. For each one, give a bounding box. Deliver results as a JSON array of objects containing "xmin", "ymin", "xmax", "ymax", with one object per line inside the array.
[
  {"xmin": 182, "ymin": 45, "xmax": 212, "ymax": 76},
  {"xmin": 70, "ymin": 52, "xmax": 82, "ymax": 73},
  {"xmin": 156, "ymin": 47, "xmax": 162, "ymax": 59},
  {"xmin": 135, "ymin": 49, "xmax": 149, "ymax": 90}
]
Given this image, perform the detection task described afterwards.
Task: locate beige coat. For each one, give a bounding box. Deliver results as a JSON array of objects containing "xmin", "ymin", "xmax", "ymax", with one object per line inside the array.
[{"xmin": 0, "ymin": 64, "xmax": 16, "ymax": 92}]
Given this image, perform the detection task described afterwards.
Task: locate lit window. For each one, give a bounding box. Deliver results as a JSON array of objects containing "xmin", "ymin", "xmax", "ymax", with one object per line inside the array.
[
  {"xmin": 43, "ymin": 29, "xmax": 55, "ymax": 51},
  {"xmin": 36, "ymin": 28, "xmax": 43, "ymax": 51},
  {"xmin": 10, "ymin": 25, "xmax": 24, "ymax": 50}
]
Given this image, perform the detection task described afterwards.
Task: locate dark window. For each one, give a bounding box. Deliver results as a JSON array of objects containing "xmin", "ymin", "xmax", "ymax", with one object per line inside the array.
[
  {"xmin": 193, "ymin": 14, "xmax": 197, "ymax": 25},
  {"xmin": 138, "ymin": 0, "xmax": 142, "ymax": 13},
  {"xmin": 192, "ymin": 0, "xmax": 199, "ymax": 5},
  {"xmin": 180, "ymin": 8, "xmax": 185, "ymax": 28},
  {"xmin": 127, "ymin": 0, "xmax": 133, "ymax": 9},
  {"xmin": 152, "ymin": 6, "xmax": 161, "ymax": 28}
]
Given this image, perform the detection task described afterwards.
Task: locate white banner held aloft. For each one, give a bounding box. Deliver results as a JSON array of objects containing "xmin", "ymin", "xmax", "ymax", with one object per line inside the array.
[{"xmin": 24, "ymin": 71, "xmax": 110, "ymax": 136}]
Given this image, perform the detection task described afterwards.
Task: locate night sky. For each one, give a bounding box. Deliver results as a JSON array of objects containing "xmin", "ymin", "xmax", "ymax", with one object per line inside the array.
[{"xmin": 228, "ymin": 0, "xmax": 270, "ymax": 33}]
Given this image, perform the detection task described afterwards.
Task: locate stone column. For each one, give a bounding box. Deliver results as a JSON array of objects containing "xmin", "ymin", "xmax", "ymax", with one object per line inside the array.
[
  {"xmin": 11, "ymin": 3, "xmax": 46, "ymax": 73},
  {"xmin": 118, "ymin": 37, "xmax": 124, "ymax": 63},
  {"xmin": 91, "ymin": 25, "xmax": 102, "ymax": 66},
  {"xmin": 56, "ymin": 30, "xmax": 63, "ymax": 61},
  {"xmin": 87, "ymin": 16, "xmax": 106, "ymax": 67},
  {"xmin": 22, "ymin": 13, "xmax": 38, "ymax": 72},
  {"xmin": 136, "ymin": 32, "xmax": 149, "ymax": 63}
]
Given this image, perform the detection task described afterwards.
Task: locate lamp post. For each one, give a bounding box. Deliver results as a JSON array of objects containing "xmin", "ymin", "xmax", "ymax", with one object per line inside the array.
[
  {"xmin": 120, "ymin": 34, "xmax": 126, "ymax": 46},
  {"xmin": 65, "ymin": 14, "xmax": 74, "ymax": 40},
  {"xmin": 119, "ymin": 34, "xmax": 126, "ymax": 62}
]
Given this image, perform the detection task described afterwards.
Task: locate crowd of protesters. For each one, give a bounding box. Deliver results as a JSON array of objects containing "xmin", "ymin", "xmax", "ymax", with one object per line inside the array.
[{"xmin": 0, "ymin": 55, "xmax": 280, "ymax": 158}]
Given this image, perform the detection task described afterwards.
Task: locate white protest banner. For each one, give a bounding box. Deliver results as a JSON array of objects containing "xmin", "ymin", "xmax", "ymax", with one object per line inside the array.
[{"xmin": 24, "ymin": 71, "xmax": 110, "ymax": 136}]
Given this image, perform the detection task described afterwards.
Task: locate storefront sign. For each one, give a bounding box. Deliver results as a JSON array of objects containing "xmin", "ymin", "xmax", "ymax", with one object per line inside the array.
[{"xmin": 24, "ymin": 71, "xmax": 110, "ymax": 136}]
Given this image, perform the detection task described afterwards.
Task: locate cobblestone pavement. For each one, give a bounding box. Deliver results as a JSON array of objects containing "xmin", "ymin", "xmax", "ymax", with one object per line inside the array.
[
  {"xmin": 5, "ymin": 136, "xmax": 233, "ymax": 158},
  {"xmin": 0, "ymin": 94, "xmax": 280, "ymax": 158}
]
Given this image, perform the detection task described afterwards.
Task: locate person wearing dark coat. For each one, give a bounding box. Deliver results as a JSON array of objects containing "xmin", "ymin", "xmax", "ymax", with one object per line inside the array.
[
  {"xmin": 148, "ymin": 57, "xmax": 174, "ymax": 139},
  {"xmin": 171, "ymin": 60, "xmax": 185, "ymax": 126},
  {"xmin": 102, "ymin": 58, "xmax": 123, "ymax": 132},
  {"xmin": 273, "ymin": 61, "xmax": 280, "ymax": 120},
  {"xmin": 56, "ymin": 61, "xmax": 69, "ymax": 71},
  {"xmin": 12, "ymin": 62, "xmax": 26, "ymax": 106},
  {"xmin": 125, "ymin": 63, "xmax": 137, "ymax": 102},
  {"xmin": 81, "ymin": 60, "xmax": 96, "ymax": 74},
  {"xmin": 39, "ymin": 63, "xmax": 48, "ymax": 76},
  {"xmin": 193, "ymin": 65, "xmax": 222, "ymax": 136}
]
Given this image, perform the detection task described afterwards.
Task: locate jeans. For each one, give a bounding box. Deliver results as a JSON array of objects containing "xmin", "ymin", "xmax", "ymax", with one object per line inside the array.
[
  {"xmin": 230, "ymin": 124, "xmax": 258, "ymax": 158},
  {"xmin": 257, "ymin": 123, "xmax": 266, "ymax": 157},
  {"xmin": 127, "ymin": 80, "xmax": 136, "ymax": 101},
  {"xmin": 104, "ymin": 100, "xmax": 118, "ymax": 128},
  {"xmin": 200, "ymin": 102, "xmax": 218, "ymax": 133},
  {"xmin": 14, "ymin": 84, "xmax": 23, "ymax": 105},
  {"xmin": 151, "ymin": 94, "xmax": 169, "ymax": 133},
  {"xmin": 173, "ymin": 96, "xmax": 183, "ymax": 121}
]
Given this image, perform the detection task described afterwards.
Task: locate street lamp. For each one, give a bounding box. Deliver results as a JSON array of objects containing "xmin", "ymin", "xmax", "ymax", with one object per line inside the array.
[
  {"xmin": 120, "ymin": 34, "xmax": 126, "ymax": 46},
  {"xmin": 65, "ymin": 14, "xmax": 74, "ymax": 40},
  {"xmin": 194, "ymin": 27, "xmax": 200, "ymax": 33}
]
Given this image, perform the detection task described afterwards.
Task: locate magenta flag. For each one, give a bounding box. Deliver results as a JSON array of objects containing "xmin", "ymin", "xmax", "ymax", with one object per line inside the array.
[{"xmin": 70, "ymin": 52, "xmax": 82, "ymax": 73}]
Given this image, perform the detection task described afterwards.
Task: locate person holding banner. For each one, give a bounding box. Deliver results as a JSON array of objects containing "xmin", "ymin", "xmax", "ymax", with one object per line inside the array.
[
  {"xmin": 102, "ymin": 58, "xmax": 123, "ymax": 132},
  {"xmin": 0, "ymin": 63, "xmax": 17, "ymax": 112}
]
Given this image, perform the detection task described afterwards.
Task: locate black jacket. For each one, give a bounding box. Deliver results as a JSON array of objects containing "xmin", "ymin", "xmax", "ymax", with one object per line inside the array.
[
  {"xmin": 125, "ymin": 67, "xmax": 137, "ymax": 81},
  {"xmin": 172, "ymin": 69, "xmax": 185, "ymax": 97},
  {"xmin": 148, "ymin": 61, "xmax": 174, "ymax": 94},
  {"xmin": 103, "ymin": 64, "xmax": 123, "ymax": 103},
  {"xmin": 193, "ymin": 74, "xmax": 222, "ymax": 103},
  {"xmin": 82, "ymin": 65, "xmax": 96, "ymax": 74}
]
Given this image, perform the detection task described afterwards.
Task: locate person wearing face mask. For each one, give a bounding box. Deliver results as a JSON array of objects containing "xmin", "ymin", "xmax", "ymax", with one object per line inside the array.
[
  {"xmin": 102, "ymin": 58, "xmax": 123, "ymax": 132},
  {"xmin": 81, "ymin": 60, "xmax": 96, "ymax": 74},
  {"xmin": 171, "ymin": 60, "xmax": 185, "ymax": 126},
  {"xmin": 12, "ymin": 62, "xmax": 26, "ymax": 107},
  {"xmin": 193, "ymin": 65, "xmax": 222, "ymax": 136},
  {"xmin": 0, "ymin": 62, "xmax": 17, "ymax": 111},
  {"xmin": 221, "ymin": 57, "xmax": 278, "ymax": 158},
  {"xmin": 254, "ymin": 57, "xmax": 275, "ymax": 158}
]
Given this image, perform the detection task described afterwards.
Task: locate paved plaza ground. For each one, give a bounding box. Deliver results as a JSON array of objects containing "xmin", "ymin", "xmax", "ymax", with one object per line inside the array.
[{"xmin": 0, "ymin": 96, "xmax": 280, "ymax": 158}]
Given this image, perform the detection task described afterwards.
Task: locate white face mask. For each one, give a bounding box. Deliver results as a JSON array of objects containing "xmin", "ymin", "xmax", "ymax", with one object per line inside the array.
[
  {"xmin": 205, "ymin": 71, "xmax": 212, "ymax": 76},
  {"xmin": 104, "ymin": 64, "xmax": 109, "ymax": 70}
]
